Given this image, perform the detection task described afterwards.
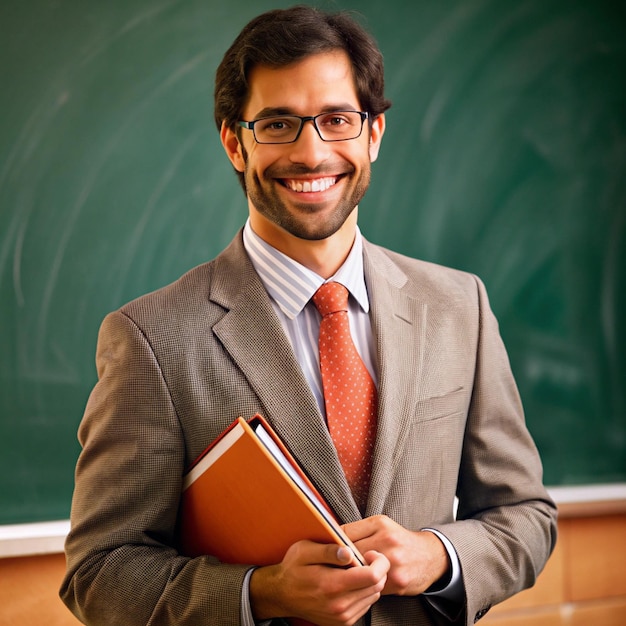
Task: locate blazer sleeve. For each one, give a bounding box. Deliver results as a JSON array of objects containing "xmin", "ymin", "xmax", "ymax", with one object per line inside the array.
[
  {"xmin": 60, "ymin": 310, "xmax": 250, "ymax": 625},
  {"xmin": 430, "ymin": 275, "xmax": 558, "ymax": 625}
]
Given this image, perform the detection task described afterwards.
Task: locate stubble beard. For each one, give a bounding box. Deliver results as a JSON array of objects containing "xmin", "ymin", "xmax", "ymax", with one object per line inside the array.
[{"xmin": 243, "ymin": 160, "xmax": 371, "ymax": 241}]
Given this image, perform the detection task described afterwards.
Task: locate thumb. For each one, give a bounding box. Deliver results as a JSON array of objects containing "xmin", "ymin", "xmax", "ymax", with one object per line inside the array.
[{"xmin": 329, "ymin": 545, "xmax": 357, "ymax": 567}]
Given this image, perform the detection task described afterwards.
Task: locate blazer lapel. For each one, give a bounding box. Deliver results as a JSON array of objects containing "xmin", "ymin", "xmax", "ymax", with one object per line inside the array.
[
  {"xmin": 209, "ymin": 233, "xmax": 357, "ymax": 521},
  {"xmin": 362, "ymin": 242, "xmax": 428, "ymax": 515}
]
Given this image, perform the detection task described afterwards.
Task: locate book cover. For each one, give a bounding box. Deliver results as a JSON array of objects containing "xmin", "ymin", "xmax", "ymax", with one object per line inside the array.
[{"xmin": 179, "ymin": 414, "xmax": 363, "ymax": 566}]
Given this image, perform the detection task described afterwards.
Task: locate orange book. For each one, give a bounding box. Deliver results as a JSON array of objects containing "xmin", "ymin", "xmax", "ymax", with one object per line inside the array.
[{"xmin": 179, "ymin": 414, "xmax": 363, "ymax": 566}]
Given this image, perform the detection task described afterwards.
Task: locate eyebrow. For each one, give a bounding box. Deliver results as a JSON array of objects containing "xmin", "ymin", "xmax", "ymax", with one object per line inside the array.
[{"xmin": 250, "ymin": 103, "xmax": 361, "ymax": 120}]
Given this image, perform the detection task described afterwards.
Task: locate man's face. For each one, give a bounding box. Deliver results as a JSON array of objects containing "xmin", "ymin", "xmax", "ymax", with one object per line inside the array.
[{"xmin": 222, "ymin": 50, "xmax": 385, "ymax": 243}]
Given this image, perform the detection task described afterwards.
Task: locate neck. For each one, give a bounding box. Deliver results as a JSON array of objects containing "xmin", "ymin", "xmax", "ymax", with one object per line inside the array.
[{"xmin": 249, "ymin": 210, "xmax": 358, "ymax": 279}]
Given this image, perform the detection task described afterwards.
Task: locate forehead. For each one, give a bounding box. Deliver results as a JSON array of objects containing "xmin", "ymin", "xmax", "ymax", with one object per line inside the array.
[{"xmin": 243, "ymin": 50, "xmax": 361, "ymax": 118}]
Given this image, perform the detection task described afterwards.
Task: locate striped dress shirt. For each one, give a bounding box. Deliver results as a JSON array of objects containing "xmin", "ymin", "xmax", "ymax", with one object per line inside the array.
[{"xmin": 242, "ymin": 219, "xmax": 378, "ymax": 417}]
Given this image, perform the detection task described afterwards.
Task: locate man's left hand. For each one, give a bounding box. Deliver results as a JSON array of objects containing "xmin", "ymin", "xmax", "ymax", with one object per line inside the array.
[{"xmin": 343, "ymin": 515, "xmax": 450, "ymax": 596}]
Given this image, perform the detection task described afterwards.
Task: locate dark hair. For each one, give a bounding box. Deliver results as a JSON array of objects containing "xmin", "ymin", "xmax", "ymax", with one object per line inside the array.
[{"xmin": 214, "ymin": 5, "xmax": 392, "ymax": 139}]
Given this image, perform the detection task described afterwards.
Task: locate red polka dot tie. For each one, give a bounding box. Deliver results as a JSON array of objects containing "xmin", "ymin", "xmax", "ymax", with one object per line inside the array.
[{"xmin": 313, "ymin": 281, "xmax": 377, "ymax": 513}]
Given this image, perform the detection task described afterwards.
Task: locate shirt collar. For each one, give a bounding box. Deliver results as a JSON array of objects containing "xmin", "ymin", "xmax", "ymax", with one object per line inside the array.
[{"xmin": 243, "ymin": 219, "xmax": 370, "ymax": 319}]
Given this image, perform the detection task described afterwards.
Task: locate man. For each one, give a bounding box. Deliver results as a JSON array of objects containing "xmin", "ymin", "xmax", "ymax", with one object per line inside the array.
[{"xmin": 61, "ymin": 6, "xmax": 557, "ymax": 626}]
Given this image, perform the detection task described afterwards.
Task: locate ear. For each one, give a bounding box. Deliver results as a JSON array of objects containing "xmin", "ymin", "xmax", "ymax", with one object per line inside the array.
[
  {"xmin": 220, "ymin": 121, "xmax": 246, "ymax": 172},
  {"xmin": 368, "ymin": 113, "xmax": 386, "ymax": 163}
]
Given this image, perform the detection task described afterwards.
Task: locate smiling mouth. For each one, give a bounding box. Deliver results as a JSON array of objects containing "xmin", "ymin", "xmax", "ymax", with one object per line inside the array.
[{"xmin": 280, "ymin": 176, "xmax": 340, "ymax": 193}]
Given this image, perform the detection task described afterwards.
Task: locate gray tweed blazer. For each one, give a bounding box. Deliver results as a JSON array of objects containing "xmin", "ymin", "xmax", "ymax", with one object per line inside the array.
[{"xmin": 61, "ymin": 230, "xmax": 556, "ymax": 626}]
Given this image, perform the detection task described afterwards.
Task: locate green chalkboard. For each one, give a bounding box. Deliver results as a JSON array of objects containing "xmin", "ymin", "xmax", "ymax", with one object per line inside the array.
[{"xmin": 1, "ymin": 0, "xmax": 624, "ymax": 524}]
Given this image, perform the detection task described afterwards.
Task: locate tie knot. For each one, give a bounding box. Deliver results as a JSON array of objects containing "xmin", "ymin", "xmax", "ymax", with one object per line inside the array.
[{"xmin": 312, "ymin": 282, "xmax": 349, "ymax": 317}]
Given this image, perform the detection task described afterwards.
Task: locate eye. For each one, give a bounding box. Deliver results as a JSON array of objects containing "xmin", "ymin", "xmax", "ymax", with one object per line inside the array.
[
  {"xmin": 257, "ymin": 117, "xmax": 296, "ymax": 134},
  {"xmin": 321, "ymin": 114, "xmax": 349, "ymax": 127},
  {"xmin": 268, "ymin": 120, "xmax": 288, "ymax": 130}
]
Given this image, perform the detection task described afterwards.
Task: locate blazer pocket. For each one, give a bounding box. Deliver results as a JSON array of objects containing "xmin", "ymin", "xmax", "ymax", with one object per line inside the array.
[{"xmin": 411, "ymin": 387, "xmax": 467, "ymax": 424}]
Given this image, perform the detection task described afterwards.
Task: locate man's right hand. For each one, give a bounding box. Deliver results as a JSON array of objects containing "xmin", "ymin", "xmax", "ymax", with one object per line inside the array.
[{"xmin": 249, "ymin": 540, "xmax": 390, "ymax": 625}]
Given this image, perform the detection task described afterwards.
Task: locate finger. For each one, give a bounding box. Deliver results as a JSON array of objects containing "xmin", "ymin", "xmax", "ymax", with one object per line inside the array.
[
  {"xmin": 308, "ymin": 541, "xmax": 362, "ymax": 568},
  {"xmin": 338, "ymin": 550, "xmax": 389, "ymax": 593},
  {"xmin": 343, "ymin": 514, "xmax": 389, "ymax": 541},
  {"xmin": 285, "ymin": 539, "xmax": 359, "ymax": 568},
  {"xmin": 363, "ymin": 550, "xmax": 391, "ymax": 578},
  {"xmin": 335, "ymin": 545, "xmax": 358, "ymax": 566}
]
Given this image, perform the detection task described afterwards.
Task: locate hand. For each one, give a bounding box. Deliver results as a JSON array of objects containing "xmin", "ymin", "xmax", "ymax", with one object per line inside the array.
[
  {"xmin": 250, "ymin": 540, "xmax": 390, "ymax": 625},
  {"xmin": 342, "ymin": 515, "xmax": 450, "ymax": 596}
]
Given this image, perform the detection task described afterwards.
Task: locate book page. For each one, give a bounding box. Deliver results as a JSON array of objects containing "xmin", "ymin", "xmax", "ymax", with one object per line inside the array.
[{"xmin": 184, "ymin": 422, "xmax": 245, "ymax": 489}]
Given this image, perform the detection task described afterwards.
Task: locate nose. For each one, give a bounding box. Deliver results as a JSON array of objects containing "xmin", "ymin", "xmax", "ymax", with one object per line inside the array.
[{"xmin": 287, "ymin": 119, "xmax": 331, "ymax": 167}]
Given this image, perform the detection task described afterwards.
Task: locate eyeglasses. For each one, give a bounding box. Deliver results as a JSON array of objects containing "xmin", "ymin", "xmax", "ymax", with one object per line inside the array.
[{"xmin": 238, "ymin": 111, "xmax": 369, "ymax": 144}]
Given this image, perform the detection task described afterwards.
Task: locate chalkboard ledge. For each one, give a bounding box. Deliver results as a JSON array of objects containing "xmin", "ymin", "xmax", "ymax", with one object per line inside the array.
[
  {"xmin": 0, "ymin": 520, "xmax": 69, "ymax": 558},
  {"xmin": 1, "ymin": 484, "xmax": 625, "ymax": 558},
  {"xmin": 548, "ymin": 484, "xmax": 626, "ymax": 518}
]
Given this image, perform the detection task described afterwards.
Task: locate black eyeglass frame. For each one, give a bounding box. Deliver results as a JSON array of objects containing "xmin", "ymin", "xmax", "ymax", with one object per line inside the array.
[{"xmin": 237, "ymin": 111, "xmax": 369, "ymax": 144}]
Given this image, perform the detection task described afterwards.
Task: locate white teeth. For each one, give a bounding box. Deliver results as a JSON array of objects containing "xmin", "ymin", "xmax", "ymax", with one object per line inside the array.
[{"xmin": 285, "ymin": 177, "xmax": 336, "ymax": 193}]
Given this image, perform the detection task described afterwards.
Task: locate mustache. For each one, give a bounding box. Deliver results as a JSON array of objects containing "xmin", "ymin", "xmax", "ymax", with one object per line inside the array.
[{"xmin": 264, "ymin": 162, "xmax": 355, "ymax": 178}]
